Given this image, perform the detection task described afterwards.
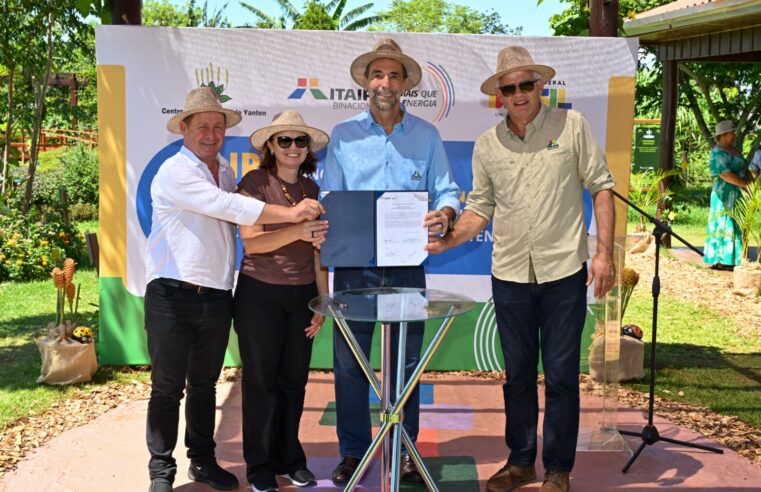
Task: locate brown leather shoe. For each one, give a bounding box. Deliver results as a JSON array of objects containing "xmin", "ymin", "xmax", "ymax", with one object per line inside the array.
[
  {"xmin": 331, "ymin": 456, "xmax": 360, "ymax": 485},
  {"xmin": 540, "ymin": 470, "xmax": 570, "ymax": 492},
  {"xmin": 400, "ymin": 454, "xmax": 424, "ymax": 483},
  {"xmin": 486, "ymin": 463, "xmax": 536, "ymax": 492}
]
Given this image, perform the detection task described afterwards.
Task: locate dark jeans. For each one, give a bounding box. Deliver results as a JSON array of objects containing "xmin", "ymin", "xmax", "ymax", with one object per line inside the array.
[
  {"xmin": 332, "ymin": 266, "xmax": 426, "ymax": 458},
  {"xmin": 233, "ymin": 274, "xmax": 316, "ymax": 484},
  {"xmin": 144, "ymin": 278, "xmax": 233, "ymax": 483},
  {"xmin": 491, "ymin": 265, "xmax": 587, "ymax": 472}
]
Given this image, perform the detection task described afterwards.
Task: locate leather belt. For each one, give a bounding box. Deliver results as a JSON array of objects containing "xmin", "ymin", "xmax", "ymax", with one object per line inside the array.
[{"xmin": 155, "ymin": 278, "xmax": 225, "ymax": 294}]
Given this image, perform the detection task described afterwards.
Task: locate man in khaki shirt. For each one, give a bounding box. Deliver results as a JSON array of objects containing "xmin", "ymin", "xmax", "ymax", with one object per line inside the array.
[{"xmin": 427, "ymin": 46, "xmax": 615, "ymax": 492}]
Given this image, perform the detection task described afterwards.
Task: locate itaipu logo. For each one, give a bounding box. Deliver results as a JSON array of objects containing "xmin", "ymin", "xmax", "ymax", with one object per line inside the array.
[
  {"xmin": 196, "ymin": 62, "xmax": 232, "ymax": 102},
  {"xmin": 285, "ymin": 62, "xmax": 455, "ymax": 123},
  {"xmin": 488, "ymin": 80, "xmax": 573, "ymax": 110}
]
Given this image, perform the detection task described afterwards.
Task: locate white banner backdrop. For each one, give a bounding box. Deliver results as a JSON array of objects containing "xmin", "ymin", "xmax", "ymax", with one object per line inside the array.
[
  {"xmin": 95, "ymin": 27, "xmax": 637, "ymax": 368},
  {"xmin": 95, "ymin": 26, "xmax": 637, "ymax": 300}
]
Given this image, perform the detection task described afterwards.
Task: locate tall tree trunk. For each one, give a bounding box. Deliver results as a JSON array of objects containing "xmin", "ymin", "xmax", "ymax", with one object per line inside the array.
[
  {"xmin": 1, "ymin": 66, "xmax": 14, "ymax": 195},
  {"xmin": 111, "ymin": 0, "xmax": 142, "ymax": 25},
  {"xmin": 21, "ymin": 3, "xmax": 55, "ymax": 214},
  {"xmin": 589, "ymin": 0, "xmax": 619, "ymax": 36}
]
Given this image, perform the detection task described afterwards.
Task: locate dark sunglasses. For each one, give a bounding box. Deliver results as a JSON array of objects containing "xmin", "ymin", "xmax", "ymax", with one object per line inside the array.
[
  {"xmin": 499, "ymin": 79, "xmax": 538, "ymax": 96},
  {"xmin": 276, "ymin": 135, "xmax": 309, "ymax": 149}
]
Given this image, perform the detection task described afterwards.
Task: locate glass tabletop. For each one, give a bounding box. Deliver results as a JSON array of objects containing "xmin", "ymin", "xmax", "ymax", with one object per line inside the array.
[{"xmin": 309, "ymin": 287, "xmax": 475, "ymax": 323}]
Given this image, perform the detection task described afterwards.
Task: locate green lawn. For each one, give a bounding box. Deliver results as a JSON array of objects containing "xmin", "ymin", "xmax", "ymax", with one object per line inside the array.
[
  {"xmin": 622, "ymin": 288, "xmax": 761, "ymax": 428},
  {"xmin": 0, "ymin": 267, "xmax": 149, "ymax": 430}
]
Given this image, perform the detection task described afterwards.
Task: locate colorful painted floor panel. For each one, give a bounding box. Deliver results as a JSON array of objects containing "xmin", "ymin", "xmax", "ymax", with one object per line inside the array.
[{"xmin": 2, "ymin": 373, "xmax": 761, "ymax": 491}]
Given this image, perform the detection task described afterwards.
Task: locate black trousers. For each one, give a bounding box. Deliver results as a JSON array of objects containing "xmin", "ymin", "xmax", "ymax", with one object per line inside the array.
[
  {"xmin": 233, "ymin": 274, "xmax": 317, "ymax": 484},
  {"xmin": 144, "ymin": 278, "xmax": 233, "ymax": 483}
]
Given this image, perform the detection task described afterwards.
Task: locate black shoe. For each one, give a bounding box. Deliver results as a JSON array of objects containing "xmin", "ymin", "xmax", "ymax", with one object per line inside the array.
[
  {"xmin": 188, "ymin": 461, "xmax": 239, "ymax": 491},
  {"xmin": 278, "ymin": 468, "xmax": 316, "ymax": 487},
  {"xmin": 331, "ymin": 456, "xmax": 360, "ymax": 485},
  {"xmin": 251, "ymin": 473, "xmax": 279, "ymax": 492},
  {"xmin": 400, "ymin": 454, "xmax": 424, "ymax": 483},
  {"xmin": 148, "ymin": 480, "xmax": 172, "ymax": 492}
]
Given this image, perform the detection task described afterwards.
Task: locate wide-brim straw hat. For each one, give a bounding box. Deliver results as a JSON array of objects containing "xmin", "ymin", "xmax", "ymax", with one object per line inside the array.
[
  {"xmin": 714, "ymin": 120, "xmax": 736, "ymax": 136},
  {"xmin": 249, "ymin": 110, "xmax": 329, "ymax": 152},
  {"xmin": 166, "ymin": 87, "xmax": 242, "ymax": 134},
  {"xmin": 350, "ymin": 37, "xmax": 422, "ymax": 89},
  {"xmin": 480, "ymin": 46, "xmax": 556, "ymax": 96}
]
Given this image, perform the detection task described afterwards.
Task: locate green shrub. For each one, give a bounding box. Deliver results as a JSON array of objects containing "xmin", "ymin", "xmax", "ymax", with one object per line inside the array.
[
  {"xmin": 0, "ymin": 210, "xmax": 87, "ymax": 282},
  {"xmin": 69, "ymin": 202, "xmax": 98, "ymax": 221},
  {"xmin": 60, "ymin": 144, "xmax": 98, "ymax": 206}
]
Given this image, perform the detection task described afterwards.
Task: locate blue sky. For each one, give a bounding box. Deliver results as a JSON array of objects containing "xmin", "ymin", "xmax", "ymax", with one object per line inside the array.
[{"xmin": 174, "ymin": 0, "xmax": 565, "ymax": 35}]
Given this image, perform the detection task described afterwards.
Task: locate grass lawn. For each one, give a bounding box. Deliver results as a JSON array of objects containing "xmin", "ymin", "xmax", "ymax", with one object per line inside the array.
[
  {"xmin": 622, "ymin": 288, "xmax": 761, "ymax": 428},
  {"xmin": 0, "ymin": 267, "xmax": 149, "ymax": 430}
]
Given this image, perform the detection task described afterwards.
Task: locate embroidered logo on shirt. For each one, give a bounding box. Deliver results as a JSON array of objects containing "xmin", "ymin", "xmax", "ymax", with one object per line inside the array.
[
  {"xmin": 411, "ymin": 170, "xmax": 423, "ymax": 181},
  {"xmin": 547, "ymin": 139, "xmax": 560, "ymax": 150}
]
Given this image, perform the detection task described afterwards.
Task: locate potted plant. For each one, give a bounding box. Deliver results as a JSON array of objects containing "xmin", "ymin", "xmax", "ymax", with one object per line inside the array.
[
  {"xmin": 726, "ymin": 179, "xmax": 761, "ymax": 296},
  {"xmin": 37, "ymin": 258, "xmax": 98, "ymax": 385}
]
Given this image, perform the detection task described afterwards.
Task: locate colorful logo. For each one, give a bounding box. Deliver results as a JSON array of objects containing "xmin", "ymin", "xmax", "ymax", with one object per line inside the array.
[
  {"xmin": 288, "ymin": 78, "xmax": 328, "ymax": 100},
  {"xmin": 196, "ymin": 62, "xmax": 231, "ymax": 102},
  {"xmin": 284, "ymin": 64, "xmax": 455, "ymax": 123},
  {"xmin": 420, "ymin": 62, "xmax": 455, "ymax": 123},
  {"xmin": 541, "ymin": 88, "xmax": 572, "ymax": 109},
  {"xmin": 488, "ymin": 96, "xmax": 503, "ymax": 109}
]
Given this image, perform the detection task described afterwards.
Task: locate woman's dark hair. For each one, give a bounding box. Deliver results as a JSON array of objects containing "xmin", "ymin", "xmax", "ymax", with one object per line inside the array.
[{"xmin": 259, "ymin": 135, "xmax": 317, "ymax": 176}]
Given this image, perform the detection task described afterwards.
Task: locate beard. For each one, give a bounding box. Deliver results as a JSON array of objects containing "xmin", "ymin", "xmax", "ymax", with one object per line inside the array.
[{"xmin": 369, "ymin": 87, "xmax": 400, "ymax": 112}]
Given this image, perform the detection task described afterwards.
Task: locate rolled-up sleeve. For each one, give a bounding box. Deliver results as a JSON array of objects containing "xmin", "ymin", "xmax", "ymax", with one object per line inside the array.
[
  {"xmin": 464, "ymin": 143, "xmax": 495, "ymax": 222},
  {"xmin": 157, "ymin": 162, "xmax": 264, "ymax": 225},
  {"xmin": 428, "ymin": 135, "xmax": 461, "ymax": 213},
  {"xmin": 577, "ymin": 115, "xmax": 615, "ymax": 195}
]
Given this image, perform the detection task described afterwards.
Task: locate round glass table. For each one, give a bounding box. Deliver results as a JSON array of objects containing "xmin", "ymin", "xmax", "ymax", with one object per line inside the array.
[{"xmin": 310, "ymin": 288, "xmax": 475, "ymax": 492}]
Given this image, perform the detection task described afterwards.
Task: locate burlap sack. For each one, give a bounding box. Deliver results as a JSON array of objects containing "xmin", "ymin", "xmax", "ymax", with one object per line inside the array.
[
  {"xmin": 588, "ymin": 335, "xmax": 644, "ymax": 382},
  {"xmin": 732, "ymin": 265, "xmax": 761, "ymax": 297},
  {"xmin": 37, "ymin": 336, "xmax": 98, "ymax": 385}
]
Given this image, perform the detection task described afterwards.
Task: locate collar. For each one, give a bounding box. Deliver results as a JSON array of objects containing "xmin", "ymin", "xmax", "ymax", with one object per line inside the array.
[
  {"xmin": 179, "ymin": 145, "xmax": 230, "ymax": 172},
  {"xmin": 503, "ymin": 104, "xmax": 549, "ymax": 137},
  {"xmin": 361, "ymin": 103, "xmax": 409, "ymax": 133}
]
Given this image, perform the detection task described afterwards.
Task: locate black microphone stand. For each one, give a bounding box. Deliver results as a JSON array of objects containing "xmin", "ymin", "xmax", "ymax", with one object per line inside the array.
[{"xmin": 610, "ymin": 189, "xmax": 723, "ymax": 473}]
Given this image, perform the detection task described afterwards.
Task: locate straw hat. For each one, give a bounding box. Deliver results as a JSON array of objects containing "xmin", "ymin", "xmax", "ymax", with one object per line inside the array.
[
  {"xmin": 350, "ymin": 37, "xmax": 422, "ymax": 89},
  {"xmin": 166, "ymin": 87, "xmax": 241, "ymax": 134},
  {"xmin": 249, "ymin": 110, "xmax": 329, "ymax": 152},
  {"xmin": 714, "ymin": 120, "xmax": 736, "ymax": 136},
  {"xmin": 480, "ymin": 46, "xmax": 556, "ymax": 96}
]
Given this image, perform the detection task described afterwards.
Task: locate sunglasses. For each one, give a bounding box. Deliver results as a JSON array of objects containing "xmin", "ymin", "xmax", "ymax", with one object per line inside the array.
[
  {"xmin": 499, "ymin": 79, "xmax": 538, "ymax": 96},
  {"xmin": 276, "ymin": 135, "xmax": 309, "ymax": 149}
]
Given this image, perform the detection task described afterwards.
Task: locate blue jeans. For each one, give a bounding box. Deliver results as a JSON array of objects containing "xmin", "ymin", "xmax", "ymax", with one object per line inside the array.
[
  {"xmin": 491, "ymin": 265, "xmax": 587, "ymax": 472},
  {"xmin": 332, "ymin": 266, "xmax": 426, "ymax": 458},
  {"xmin": 144, "ymin": 279, "xmax": 232, "ymax": 483}
]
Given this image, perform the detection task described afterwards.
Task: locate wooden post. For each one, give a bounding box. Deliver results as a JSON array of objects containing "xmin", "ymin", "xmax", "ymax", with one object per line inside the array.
[
  {"xmin": 658, "ymin": 60, "xmax": 678, "ymax": 248},
  {"xmin": 110, "ymin": 0, "xmax": 142, "ymax": 25},
  {"xmin": 590, "ymin": 0, "xmax": 619, "ymax": 37}
]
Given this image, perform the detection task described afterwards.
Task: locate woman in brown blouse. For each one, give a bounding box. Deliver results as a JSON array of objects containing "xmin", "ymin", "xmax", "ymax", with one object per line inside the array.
[{"xmin": 233, "ymin": 110, "xmax": 329, "ymax": 492}]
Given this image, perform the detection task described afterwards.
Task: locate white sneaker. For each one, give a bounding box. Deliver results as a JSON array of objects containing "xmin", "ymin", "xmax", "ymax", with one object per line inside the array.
[{"xmin": 278, "ymin": 468, "xmax": 316, "ymax": 487}]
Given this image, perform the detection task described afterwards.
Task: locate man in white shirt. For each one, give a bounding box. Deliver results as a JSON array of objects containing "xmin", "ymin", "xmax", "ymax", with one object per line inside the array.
[{"xmin": 145, "ymin": 88, "xmax": 323, "ymax": 492}]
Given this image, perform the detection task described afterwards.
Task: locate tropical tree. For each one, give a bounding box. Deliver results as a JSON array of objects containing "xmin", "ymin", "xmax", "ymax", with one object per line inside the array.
[
  {"xmin": 549, "ymin": 0, "xmax": 761, "ymax": 163},
  {"xmin": 239, "ymin": 0, "xmax": 381, "ymax": 30},
  {"xmin": 143, "ymin": 0, "xmax": 231, "ymax": 27},
  {"xmin": 373, "ymin": 0, "xmax": 521, "ymax": 34}
]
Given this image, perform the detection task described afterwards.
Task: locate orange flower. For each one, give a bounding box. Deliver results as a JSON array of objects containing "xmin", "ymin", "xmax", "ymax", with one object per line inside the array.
[
  {"xmin": 51, "ymin": 267, "xmax": 66, "ymax": 289},
  {"xmin": 63, "ymin": 258, "xmax": 76, "ymax": 283}
]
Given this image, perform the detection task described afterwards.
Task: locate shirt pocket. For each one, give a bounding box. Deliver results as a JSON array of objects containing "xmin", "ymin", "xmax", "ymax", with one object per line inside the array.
[
  {"xmin": 407, "ymin": 159, "xmax": 428, "ymax": 186},
  {"xmin": 481, "ymin": 157, "xmax": 522, "ymax": 207}
]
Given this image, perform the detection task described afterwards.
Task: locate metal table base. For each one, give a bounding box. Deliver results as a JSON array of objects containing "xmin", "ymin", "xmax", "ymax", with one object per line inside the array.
[{"xmin": 329, "ymin": 305, "xmax": 456, "ymax": 492}]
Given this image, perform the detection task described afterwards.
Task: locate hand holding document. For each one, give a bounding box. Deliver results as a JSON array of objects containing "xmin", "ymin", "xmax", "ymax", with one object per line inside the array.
[{"xmin": 320, "ymin": 191, "xmax": 429, "ymax": 267}]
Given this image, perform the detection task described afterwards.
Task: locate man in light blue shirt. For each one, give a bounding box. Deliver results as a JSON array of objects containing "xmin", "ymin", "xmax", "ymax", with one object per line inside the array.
[{"xmin": 322, "ymin": 37, "xmax": 460, "ymax": 485}]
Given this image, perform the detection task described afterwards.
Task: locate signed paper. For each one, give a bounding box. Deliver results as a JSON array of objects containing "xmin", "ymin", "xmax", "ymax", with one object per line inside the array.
[{"xmin": 375, "ymin": 191, "xmax": 428, "ymax": 267}]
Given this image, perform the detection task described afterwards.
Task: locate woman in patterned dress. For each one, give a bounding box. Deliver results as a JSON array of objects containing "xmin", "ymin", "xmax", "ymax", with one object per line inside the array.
[{"xmin": 703, "ymin": 120, "xmax": 751, "ymax": 270}]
